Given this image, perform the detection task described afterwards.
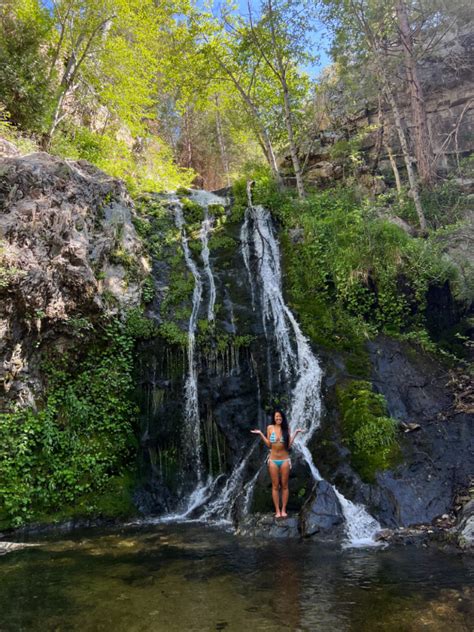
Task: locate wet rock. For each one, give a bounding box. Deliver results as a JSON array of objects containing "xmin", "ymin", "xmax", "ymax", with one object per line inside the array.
[
  {"xmin": 0, "ymin": 541, "xmax": 40, "ymax": 555},
  {"xmin": 364, "ymin": 336, "xmax": 474, "ymax": 527},
  {"xmin": 300, "ymin": 480, "xmax": 344, "ymax": 537},
  {"xmin": 453, "ymin": 499, "xmax": 474, "ymax": 550},
  {"xmin": 134, "ymin": 479, "xmax": 173, "ymax": 516},
  {"xmin": 236, "ymin": 512, "xmax": 299, "ymax": 538}
]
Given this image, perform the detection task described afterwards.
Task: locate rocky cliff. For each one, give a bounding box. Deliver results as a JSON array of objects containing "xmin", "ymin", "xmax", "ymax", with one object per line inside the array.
[
  {"xmin": 0, "ymin": 149, "xmax": 146, "ymax": 411},
  {"xmin": 290, "ymin": 26, "xmax": 474, "ymax": 187}
]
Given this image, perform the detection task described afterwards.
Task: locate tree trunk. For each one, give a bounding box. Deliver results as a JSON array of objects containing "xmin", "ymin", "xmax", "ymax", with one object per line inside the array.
[
  {"xmin": 396, "ymin": 0, "xmax": 435, "ymax": 186},
  {"xmin": 383, "ymin": 81, "xmax": 426, "ymax": 231},
  {"xmin": 216, "ymin": 59, "xmax": 283, "ymax": 187},
  {"xmin": 281, "ymin": 79, "xmax": 305, "ymax": 198},
  {"xmin": 266, "ymin": 0, "xmax": 305, "ymax": 198},
  {"xmin": 385, "ymin": 138, "xmax": 402, "ymax": 194},
  {"xmin": 184, "ymin": 109, "xmax": 193, "ymax": 168}
]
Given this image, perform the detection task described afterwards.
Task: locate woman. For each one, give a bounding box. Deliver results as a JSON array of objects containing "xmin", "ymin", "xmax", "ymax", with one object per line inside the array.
[{"xmin": 250, "ymin": 409, "xmax": 304, "ymax": 518}]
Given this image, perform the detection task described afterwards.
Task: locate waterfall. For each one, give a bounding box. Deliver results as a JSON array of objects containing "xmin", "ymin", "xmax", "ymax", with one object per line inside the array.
[
  {"xmin": 200, "ymin": 444, "xmax": 258, "ymax": 522},
  {"xmin": 173, "ymin": 202, "xmax": 204, "ymax": 484},
  {"xmin": 199, "ymin": 205, "xmax": 216, "ymax": 322},
  {"xmin": 242, "ymin": 203, "xmax": 381, "ymax": 546},
  {"xmin": 168, "ymin": 191, "xmax": 229, "ymax": 514},
  {"xmin": 155, "ymin": 189, "xmax": 380, "ymax": 546}
]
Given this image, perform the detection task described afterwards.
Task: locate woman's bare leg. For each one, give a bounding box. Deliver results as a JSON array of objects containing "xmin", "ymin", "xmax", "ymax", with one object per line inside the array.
[
  {"xmin": 268, "ymin": 461, "xmax": 281, "ymax": 517},
  {"xmin": 280, "ymin": 461, "xmax": 290, "ymax": 517}
]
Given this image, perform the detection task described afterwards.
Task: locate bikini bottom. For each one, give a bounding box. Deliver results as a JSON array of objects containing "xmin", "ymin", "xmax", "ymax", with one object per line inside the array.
[{"xmin": 268, "ymin": 458, "xmax": 291, "ymax": 469}]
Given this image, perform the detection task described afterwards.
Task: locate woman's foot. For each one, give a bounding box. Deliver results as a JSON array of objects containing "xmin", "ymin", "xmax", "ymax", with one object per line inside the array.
[
  {"xmin": 281, "ymin": 510, "xmax": 288, "ymax": 518},
  {"xmin": 275, "ymin": 511, "xmax": 282, "ymax": 518}
]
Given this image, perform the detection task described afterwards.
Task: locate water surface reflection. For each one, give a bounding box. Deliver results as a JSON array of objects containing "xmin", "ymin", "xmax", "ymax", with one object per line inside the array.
[{"xmin": 1, "ymin": 524, "xmax": 473, "ymax": 631}]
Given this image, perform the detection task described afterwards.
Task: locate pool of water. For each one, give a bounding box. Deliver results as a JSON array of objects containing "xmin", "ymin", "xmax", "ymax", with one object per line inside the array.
[{"xmin": 1, "ymin": 523, "xmax": 473, "ymax": 631}]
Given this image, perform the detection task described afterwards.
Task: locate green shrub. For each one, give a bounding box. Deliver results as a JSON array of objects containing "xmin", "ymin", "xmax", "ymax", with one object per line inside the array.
[
  {"xmin": 125, "ymin": 308, "xmax": 158, "ymax": 339},
  {"xmin": 0, "ymin": 320, "xmax": 138, "ymax": 528},
  {"xmin": 181, "ymin": 197, "xmax": 204, "ymax": 224},
  {"xmin": 158, "ymin": 321, "xmax": 188, "ymax": 347},
  {"xmin": 208, "ymin": 204, "xmax": 226, "ymax": 217},
  {"xmin": 336, "ymin": 380, "xmax": 400, "ymax": 482},
  {"xmin": 141, "ymin": 276, "xmax": 155, "ymax": 304}
]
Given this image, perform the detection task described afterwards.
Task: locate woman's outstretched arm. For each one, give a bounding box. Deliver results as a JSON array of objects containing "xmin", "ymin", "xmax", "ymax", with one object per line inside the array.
[
  {"xmin": 250, "ymin": 428, "xmax": 271, "ymax": 448},
  {"xmin": 289, "ymin": 428, "xmax": 305, "ymax": 448}
]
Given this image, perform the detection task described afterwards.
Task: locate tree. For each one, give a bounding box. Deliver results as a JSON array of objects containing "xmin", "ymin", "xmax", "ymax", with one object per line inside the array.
[
  {"xmin": 321, "ymin": 0, "xmax": 427, "ymax": 230},
  {"xmin": 0, "ymin": 0, "xmax": 53, "ymax": 131},
  {"xmin": 395, "ymin": 0, "xmax": 435, "ymax": 186},
  {"xmin": 199, "ymin": 11, "xmax": 285, "ymax": 186},
  {"xmin": 246, "ymin": 0, "xmax": 316, "ymax": 197}
]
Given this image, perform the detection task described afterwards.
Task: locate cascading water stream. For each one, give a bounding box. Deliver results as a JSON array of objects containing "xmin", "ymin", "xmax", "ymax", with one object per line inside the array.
[
  {"xmin": 173, "ymin": 201, "xmax": 204, "ymax": 486},
  {"xmin": 166, "ymin": 192, "xmax": 228, "ymax": 517},
  {"xmin": 199, "ymin": 206, "xmax": 216, "ymax": 322},
  {"xmin": 159, "ymin": 189, "xmax": 380, "ymax": 544},
  {"xmin": 243, "ymin": 201, "xmax": 381, "ymax": 546}
]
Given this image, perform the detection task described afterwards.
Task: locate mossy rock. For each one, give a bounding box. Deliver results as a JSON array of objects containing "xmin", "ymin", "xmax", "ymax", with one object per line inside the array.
[
  {"xmin": 208, "ymin": 203, "xmax": 226, "ymax": 217},
  {"xmin": 181, "ymin": 198, "xmax": 204, "ymax": 224},
  {"xmin": 336, "ymin": 379, "xmax": 401, "ymax": 482},
  {"xmin": 176, "ymin": 186, "xmax": 192, "ymax": 197}
]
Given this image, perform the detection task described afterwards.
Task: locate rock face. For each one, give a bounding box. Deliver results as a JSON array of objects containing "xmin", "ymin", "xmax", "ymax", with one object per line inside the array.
[
  {"xmin": 286, "ymin": 26, "xmax": 474, "ymax": 185},
  {"xmin": 236, "ymin": 513, "xmax": 299, "ymax": 538},
  {"xmin": 316, "ymin": 336, "xmax": 474, "ymax": 529},
  {"xmin": 0, "ymin": 151, "xmax": 146, "ymax": 409}
]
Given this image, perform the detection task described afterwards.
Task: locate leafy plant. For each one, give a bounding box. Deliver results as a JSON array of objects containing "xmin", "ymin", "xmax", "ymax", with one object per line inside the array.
[
  {"xmin": 0, "ymin": 320, "xmax": 138, "ymax": 527},
  {"xmin": 337, "ymin": 380, "xmax": 400, "ymax": 482}
]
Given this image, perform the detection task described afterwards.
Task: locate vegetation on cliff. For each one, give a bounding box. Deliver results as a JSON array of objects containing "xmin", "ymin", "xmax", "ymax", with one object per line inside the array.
[{"xmin": 0, "ymin": 320, "xmax": 138, "ymax": 528}]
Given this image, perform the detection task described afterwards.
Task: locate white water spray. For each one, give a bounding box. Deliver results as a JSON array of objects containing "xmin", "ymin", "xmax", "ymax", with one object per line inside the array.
[{"xmin": 168, "ymin": 191, "xmax": 227, "ymax": 516}]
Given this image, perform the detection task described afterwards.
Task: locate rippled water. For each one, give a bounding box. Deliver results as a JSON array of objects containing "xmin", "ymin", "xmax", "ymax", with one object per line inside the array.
[{"xmin": 1, "ymin": 524, "xmax": 473, "ymax": 631}]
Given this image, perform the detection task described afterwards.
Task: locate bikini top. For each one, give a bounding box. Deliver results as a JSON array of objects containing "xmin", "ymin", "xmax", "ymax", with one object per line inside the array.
[{"xmin": 269, "ymin": 429, "xmax": 285, "ymax": 444}]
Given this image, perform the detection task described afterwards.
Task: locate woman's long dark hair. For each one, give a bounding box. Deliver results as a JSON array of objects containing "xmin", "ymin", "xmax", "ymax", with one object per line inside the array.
[{"xmin": 272, "ymin": 408, "xmax": 290, "ymax": 450}]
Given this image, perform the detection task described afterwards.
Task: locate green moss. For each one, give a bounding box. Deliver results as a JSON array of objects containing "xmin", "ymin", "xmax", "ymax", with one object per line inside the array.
[
  {"xmin": 208, "ymin": 203, "xmax": 226, "ymax": 217},
  {"xmin": 208, "ymin": 233, "xmax": 237, "ymax": 252},
  {"xmin": 31, "ymin": 472, "xmax": 138, "ymax": 526},
  {"xmin": 344, "ymin": 346, "xmax": 372, "ymax": 378},
  {"xmin": 336, "ymin": 380, "xmax": 401, "ymax": 482},
  {"xmin": 125, "ymin": 308, "xmax": 158, "ymax": 339},
  {"xmin": 109, "ymin": 247, "xmax": 141, "ymax": 282},
  {"xmin": 161, "ymin": 269, "xmax": 194, "ymax": 316},
  {"xmin": 181, "ymin": 197, "xmax": 204, "ymax": 224},
  {"xmin": 176, "ymin": 186, "xmax": 192, "ymax": 197}
]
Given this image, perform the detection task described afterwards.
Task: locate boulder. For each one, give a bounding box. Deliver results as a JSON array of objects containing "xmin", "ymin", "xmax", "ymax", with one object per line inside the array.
[
  {"xmin": 236, "ymin": 512, "xmax": 299, "ymax": 538},
  {"xmin": 454, "ymin": 499, "xmax": 474, "ymax": 550},
  {"xmin": 0, "ymin": 138, "xmax": 19, "ymax": 158},
  {"xmin": 300, "ymin": 480, "xmax": 344, "ymax": 537}
]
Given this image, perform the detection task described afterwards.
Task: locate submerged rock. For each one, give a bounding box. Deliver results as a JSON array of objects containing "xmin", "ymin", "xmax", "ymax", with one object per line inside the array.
[{"xmin": 0, "ymin": 541, "xmax": 40, "ymax": 555}]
